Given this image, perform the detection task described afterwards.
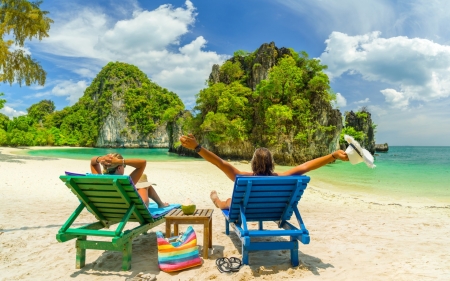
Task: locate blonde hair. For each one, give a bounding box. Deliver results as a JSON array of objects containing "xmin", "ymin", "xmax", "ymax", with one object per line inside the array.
[
  {"xmin": 102, "ymin": 153, "xmax": 124, "ymax": 174},
  {"xmin": 251, "ymin": 148, "xmax": 274, "ymax": 176}
]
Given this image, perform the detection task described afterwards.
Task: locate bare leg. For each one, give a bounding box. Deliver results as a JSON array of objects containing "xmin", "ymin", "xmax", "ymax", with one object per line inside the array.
[
  {"xmin": 210, "ymin": 190, "xmax": 231, "ymax": 210},
  {"xmin": 147, "ymin": 185, "xmax": 168, "ymax": 208},
  {"xmin": 137, "ymin": 188, "xmax": 150, "ymax": 207},
  {"xmin": 137, "ymin": 186, "xmax": 168, "ymax": 208}
]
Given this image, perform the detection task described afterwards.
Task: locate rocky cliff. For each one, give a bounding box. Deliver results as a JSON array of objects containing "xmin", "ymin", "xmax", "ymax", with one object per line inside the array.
[
  {"xmin": 200, "ymin": 42, "xmax": 343, "ymax": 165},
  {"xmin": 375, "ymin": 143, "xmax": 389, "ymax": 152},
  {"xmin": 344, "ymin": 110, "xmax": 376, "ymax": 154},
  {"xmin": 72, "ymin": 62, "xmax": 184, "ymax": 148}
]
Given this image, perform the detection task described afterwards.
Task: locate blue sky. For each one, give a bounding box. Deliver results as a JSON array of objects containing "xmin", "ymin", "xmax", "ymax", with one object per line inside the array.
[{"xmin": 1, "ymin": 0, "xmax": 450, "ymax": 146}]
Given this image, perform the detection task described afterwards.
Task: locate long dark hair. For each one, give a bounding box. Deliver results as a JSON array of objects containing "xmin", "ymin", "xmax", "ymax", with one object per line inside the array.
[{"xmin": 251, "ymin": 147, "xmax": 274, "ymax": 176}]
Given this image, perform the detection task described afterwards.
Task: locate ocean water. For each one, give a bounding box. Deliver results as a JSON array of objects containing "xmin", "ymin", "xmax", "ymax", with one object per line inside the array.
[
  {"xmin": 23, "ymin": 147, "xmax": 199, "ymax": 162},
  {"xmin": 22, "ymin": 146, "xmax": 450, "ymax": 203},
  {"xmin": 301, "ymin": 146, "xmax": 450, "ymax": 204}
]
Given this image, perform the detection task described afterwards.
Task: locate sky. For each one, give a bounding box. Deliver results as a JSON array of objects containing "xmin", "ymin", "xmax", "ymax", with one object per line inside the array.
[{"xmin": 1, "ymin": 0, "xmax": 450, "ymax": 146}]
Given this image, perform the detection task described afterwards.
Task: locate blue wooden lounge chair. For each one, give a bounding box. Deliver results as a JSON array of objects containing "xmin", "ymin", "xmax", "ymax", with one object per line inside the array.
[
  {"xmin": 221, "ymin": 175, "xmax": 310, "ymax": 266},
  {"xmin": 57, "ymin": 174, "xmax": 174, "ymax": 270}
]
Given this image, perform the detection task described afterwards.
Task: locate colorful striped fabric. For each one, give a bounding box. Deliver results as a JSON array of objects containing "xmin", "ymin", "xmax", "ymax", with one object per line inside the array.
[{"xmin": 156, "ymin": 226, "xmax": 202, "ymax": 272}]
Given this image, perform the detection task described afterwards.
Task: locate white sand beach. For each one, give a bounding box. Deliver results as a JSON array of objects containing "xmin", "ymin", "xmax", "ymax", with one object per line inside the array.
[{"xmin": 1, "ymin": 147, "xmax": 449, "ymax": 281}]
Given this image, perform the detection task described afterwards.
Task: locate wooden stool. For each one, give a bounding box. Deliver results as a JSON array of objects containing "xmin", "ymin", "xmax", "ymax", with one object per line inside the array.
[{"xmin": 165, "ymin": 208, "xmax": 214, "ymax": 258}]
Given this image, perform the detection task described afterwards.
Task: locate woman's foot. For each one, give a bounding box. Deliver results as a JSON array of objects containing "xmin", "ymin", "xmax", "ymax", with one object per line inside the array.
[
  {"xmin": 210, "ymin": 190, "xmax": 220, "ymax": 208},
  {"xmin": 158, "ymin": 202, "xmax": 169, "ymax": 208}
]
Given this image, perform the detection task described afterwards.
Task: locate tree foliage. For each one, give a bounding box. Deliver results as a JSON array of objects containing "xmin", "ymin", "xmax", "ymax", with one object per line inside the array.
[
  {"xmin": 27, "ymin": 99, "xmax": 54, "ymax": 122},
  {"xmin": 0, "ymin": 62, "xmax": 184, "ymax": 147},
  {"xmin": 0, "ymin": 92, "xmax": 5, "ymax": 109},
  {"xmin": 0, "ymin": 0, "xmax": 53, "ymax": 86},
  {"xmin": 192, "ymin": 47, "xmax": 338, "ymax": 162}
]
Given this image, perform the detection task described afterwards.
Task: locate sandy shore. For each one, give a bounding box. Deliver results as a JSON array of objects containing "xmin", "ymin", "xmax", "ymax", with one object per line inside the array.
[{"xmin": 1, "ymin": 147, "xmax": 449, "ymax": 281}]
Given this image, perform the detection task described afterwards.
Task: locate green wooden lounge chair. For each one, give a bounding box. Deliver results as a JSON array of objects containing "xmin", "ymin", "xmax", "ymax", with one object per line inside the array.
[
  {"xmin": 222, "ymin": 175, "xmax": 310, "ymax": 266},
  {"xmin": 57, "ymin": 174, "xmax": 167, "ymax": 270}
]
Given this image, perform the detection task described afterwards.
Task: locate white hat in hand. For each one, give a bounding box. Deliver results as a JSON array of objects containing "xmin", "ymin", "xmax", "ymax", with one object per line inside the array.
[{"xmin": 344, "ymin": 135, "xmax": 376, "ymax": 168}]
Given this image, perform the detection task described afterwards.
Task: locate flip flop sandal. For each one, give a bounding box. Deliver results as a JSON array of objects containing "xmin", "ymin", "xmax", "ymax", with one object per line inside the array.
[
  {"xmin": 215, "ymin": 257, "xmax": 232, "ymax": 273},
  {"xmin": 228, "ymin": 257, "xmax": 242, "ymax": 272}
]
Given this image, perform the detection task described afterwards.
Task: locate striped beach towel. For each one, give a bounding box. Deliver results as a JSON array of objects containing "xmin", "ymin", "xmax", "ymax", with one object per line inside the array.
[{"xmin": 156, "ymin": 226, "xmax": 202, "ymax": 272}]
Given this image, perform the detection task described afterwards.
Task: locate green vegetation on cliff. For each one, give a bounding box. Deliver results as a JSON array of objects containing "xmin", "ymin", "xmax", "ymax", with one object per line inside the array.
[
  {"xmin": 187, "ymin": 44, "xmax": 341, "ymax": 164},
  {"xmin": 0, "ymin": 62, "xmax": 184, "ymax": 146}
]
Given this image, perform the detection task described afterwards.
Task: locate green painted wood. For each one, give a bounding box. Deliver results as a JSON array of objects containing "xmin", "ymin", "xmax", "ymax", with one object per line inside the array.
[
  {"xmin": 60, "ymin": 175, "xmax": 132, "ymax": 185},
  {"xmin": 64, "ymin": 229, "xmax": 117, "ymax": 237},
  {"xmin": 75, "ymin": 236, "xmax": 86, "ymax": 269},
  {"xmin": 122, "ymin": 242, "xmax": 132, "ymax": 271},
  {"xmin": 113, "ymin": 179, "xmax": 145, "ymax": 224},
  {"xmin": 58, "ymin": 174, "xmax": 165, "ymax": 271},
  {"xmin": 115, "ymin": 203, "xmax": 135, "ymax": 236},
  {"xmin": 83, "ymin": 190, "xmax": 139, "ymax": 198},
  {"xmin": 97, "ymin": 208, "xmax": 152, "ymax": 219},
  {"xmin": 94, "ymin": 203, "xmax": 148, "ymax": 211},
  {"xmin": 65, "ymin": 178, "xmax": 106, "ymax": 221},
  {"xmin": 88, "ymin": 197, "xmax": 142, "ymax": 204},
  {"xmin": 77, "ymin": 183, "xmax": 135, "ymax": 192},
  {"xmin": 57, "ymin": 221, "xmax": 110, "ymax": 242},
  {"xmin": 77, "ymin": 240, "xmax": 121, "ymax": 251},
  {"xmin": 94, "ymin": 202, "xmax": 128, "ymax": 209},
  {"xmin": 59, "ymin": 203, "xmax": 84, "ymax": 233}
]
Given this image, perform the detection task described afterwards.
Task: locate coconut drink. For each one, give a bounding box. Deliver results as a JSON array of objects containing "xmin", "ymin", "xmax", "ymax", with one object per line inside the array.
[{"xmin": 181, "ymin": 198, "xmax": 196, "ymax": 215}]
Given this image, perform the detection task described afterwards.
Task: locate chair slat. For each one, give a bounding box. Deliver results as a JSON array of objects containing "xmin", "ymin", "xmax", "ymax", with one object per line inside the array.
[
  {"xmin": 78, "ymin": 183, "xmax": 135, "ymax": 192},
  {"xmin": 222, "ymin": 176, "xmax": 310, "ymax": 266}
]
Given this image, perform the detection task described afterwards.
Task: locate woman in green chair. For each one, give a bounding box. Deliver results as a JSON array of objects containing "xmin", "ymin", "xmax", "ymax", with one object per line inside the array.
[
  {"xmin": 180, "ymin": 134, "xmax": 349, "ymax": 209},
  {"xmin": 90, "ymin": 153, "xmax": 168, "ymax": 208}
]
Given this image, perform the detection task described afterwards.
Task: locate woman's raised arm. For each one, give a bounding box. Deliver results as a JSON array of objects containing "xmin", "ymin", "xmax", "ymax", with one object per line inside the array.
[
  {"xmin": 279, "ymin": 150, "xmax": 348, "ymax": 176},
  {"xmin": 179, "ymin": 134, "xmax": 250, "ymax": 181}
]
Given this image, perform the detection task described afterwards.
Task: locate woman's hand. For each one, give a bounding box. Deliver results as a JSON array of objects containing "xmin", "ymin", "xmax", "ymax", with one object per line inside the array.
[
  {"xmin": 99, "ymin": 154, "xmax": 114, "ymax": 168},
  {"xmin": 333, "ymin": 150, "xmax": 349, "ymax": 161},
  {"xmin": 179, "ymin": 134, "xmax": 199, "ymax": 150}
]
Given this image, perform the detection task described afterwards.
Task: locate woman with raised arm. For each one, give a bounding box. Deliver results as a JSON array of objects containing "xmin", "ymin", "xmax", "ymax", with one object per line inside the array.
[
  {"xmin": 179, "ymin": 134, "xmax": 349, "ymax": 209},
  {"xmin": 90, "ymin": 153, "xmax": 168, "ymax": 208}
]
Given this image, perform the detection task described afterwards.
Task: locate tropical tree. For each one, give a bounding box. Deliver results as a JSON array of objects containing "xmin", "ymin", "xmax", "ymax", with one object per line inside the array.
[
  {"xmin": 27, "ymin": 99, "xmax": 55, "ymax": 123},
  {"xmin": 0, "ymin": 92, "xmax": 5, "ymax": 109},
  {"xmin": 0, "ymin": 0, "xmax": 53, "ymax": 86}
]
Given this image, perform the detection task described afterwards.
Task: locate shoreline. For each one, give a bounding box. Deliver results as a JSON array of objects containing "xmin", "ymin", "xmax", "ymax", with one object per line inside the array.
[
  {"xmin": 2, "ymin": 146, "xmax": 449, "ymax": 208},
  {"xmin": 1, "ymin": 148, "xmax": 449, "ymax": 280}
]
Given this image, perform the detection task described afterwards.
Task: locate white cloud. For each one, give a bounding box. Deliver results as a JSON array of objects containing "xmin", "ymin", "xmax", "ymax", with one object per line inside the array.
[
  {"xmin": 74, "ymin": 68, "xmax": 97, "ymax": 79},
  {"xmin": 0, "ymin": 105, "xmax": 26, "ymax": 119},
  {"xmin": 354, "ymin": 98, "xmax": 370, "ymax": 105},
  {"xmin": 334, "ymin": 92, "xmax": 347, "ymax": 108},
  {"xmin": 276, "ymin": 0, "xmax": 395, "ymax": 36},
  {"xmin": 380, "ymin": 89, "xmax": 409, "ymax": 109},
  {"xmin": 277, "ymin": 0, "xmax": 450, "ymax": 43},
  {"xmin": 33, "ymin": 0, "xmax": 227, "ymax": 101},
  {"xmin": 320, "ymin": 31, "xmax": 450, "ymax": 108},
  {"xmin": 33, "ymin": 80, "xmax": 89, "ymax": 105},
  {"xmin": 371, "ymin": 97, "xmax": 450, "ymax": 145}
]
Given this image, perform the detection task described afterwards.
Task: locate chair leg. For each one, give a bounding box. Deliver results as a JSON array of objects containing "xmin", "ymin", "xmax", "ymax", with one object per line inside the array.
[
  {"xmin": 75, "ymin": 236, "xmax": 86, "ymax": 269},
  {"xmin": 242, "ymin": 237, "xmax": 250, "ymax": 265},
  {"xmin": 225, "ymin": 219, "xmax": 229, "ymax": 235},
  {"xmin": 290, "ymin": 238, "xmax": 299, "ymax": 267},
  {"xmin": 122, "ymin": 242, "xmax": 132, "ymax": 271}
]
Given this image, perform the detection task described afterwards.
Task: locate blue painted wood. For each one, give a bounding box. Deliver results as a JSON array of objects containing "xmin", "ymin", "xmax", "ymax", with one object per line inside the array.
[{"xmin": 223, "ymin": 175, "xmax": 310, "ymax": 266}]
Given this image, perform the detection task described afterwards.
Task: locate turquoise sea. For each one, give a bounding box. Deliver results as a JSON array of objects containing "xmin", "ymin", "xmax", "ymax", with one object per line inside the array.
[
  {"xmin": 22, "ymin": 146, "xmax": 450, "ymax": 204},
  {"xmin": 24, "ymin": 147, "xmax": 199, "ymax": 162}
]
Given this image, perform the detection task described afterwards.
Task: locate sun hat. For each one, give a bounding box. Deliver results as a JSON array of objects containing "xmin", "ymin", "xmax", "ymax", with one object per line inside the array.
[
  {"xmin": 135, "ymin": 174, "xmax": 157, "ymax": 189},
  {"xmin": 344, "ymin": 135, "xmax": 376, "ymax": 168}
]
